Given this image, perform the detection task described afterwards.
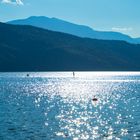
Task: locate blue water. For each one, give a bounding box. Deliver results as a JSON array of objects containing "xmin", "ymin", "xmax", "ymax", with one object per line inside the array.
[{"xmin": 0, "ymin": 72, "xmax": 140, "ymax": 140}]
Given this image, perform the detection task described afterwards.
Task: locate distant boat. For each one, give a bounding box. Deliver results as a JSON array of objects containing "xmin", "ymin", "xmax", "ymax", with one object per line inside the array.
[
  {"xmin": 92, "ymin": 96, "xmax": 98, "ymax": 102},
  {"xmin": 92, "ymin": 97, "xmax": 98, "ymax": 107}
]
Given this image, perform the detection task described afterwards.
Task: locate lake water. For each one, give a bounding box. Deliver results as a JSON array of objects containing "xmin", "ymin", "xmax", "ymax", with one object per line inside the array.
[{"xmin": 0, "ymin": 72, "xmax": 140, "ymax": 140}]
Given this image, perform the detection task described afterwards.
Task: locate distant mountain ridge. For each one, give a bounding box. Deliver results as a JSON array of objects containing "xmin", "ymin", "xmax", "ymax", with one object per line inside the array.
[
  {"xmin": 1, "ymin": 22, "xmax": 140, "ymax": 71},
  {"xmin": 8, "ymin": 16, "xmax": 140, "ymax": 44}
]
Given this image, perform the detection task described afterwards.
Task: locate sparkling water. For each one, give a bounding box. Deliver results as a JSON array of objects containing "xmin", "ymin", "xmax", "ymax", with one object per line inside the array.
[{"xmin": 0, "ymin": 72, "xmax": 140, "ymax": 140}]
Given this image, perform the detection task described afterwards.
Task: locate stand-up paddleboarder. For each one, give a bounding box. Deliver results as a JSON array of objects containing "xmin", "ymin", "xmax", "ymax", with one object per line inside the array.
[{"xmin": 73, "ymin": 72, "xmax": 75, "ymax": 77}]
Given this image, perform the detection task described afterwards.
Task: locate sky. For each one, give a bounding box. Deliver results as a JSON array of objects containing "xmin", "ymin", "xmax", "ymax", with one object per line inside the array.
[{"xmin": 0, "ymin": 0, "xmax": 140, "ymax": 38}]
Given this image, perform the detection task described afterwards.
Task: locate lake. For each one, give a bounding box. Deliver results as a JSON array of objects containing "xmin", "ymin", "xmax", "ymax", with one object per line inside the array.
[{"xmin": 0, "ymin": 72, "xmax": 140, "ymax": 140}]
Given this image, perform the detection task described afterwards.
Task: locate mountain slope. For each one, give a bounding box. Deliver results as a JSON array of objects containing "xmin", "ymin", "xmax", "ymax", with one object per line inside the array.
[
  {"xmin": 1, "ymin": 22, "xmax": 140, "ymax": 71},
  {"xmin": 8, "ymin": 16, "xmax": 140, "ymax": 44}
]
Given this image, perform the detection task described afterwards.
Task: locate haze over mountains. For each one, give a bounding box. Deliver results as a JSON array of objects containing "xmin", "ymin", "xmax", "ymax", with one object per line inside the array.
[
  {"xmin": 1, "ymin": 22, "xmax": 140, "ymax": 71},
  {"xmin": 8, "ymin": 16, "xmax": 140, "ymax": 44}
]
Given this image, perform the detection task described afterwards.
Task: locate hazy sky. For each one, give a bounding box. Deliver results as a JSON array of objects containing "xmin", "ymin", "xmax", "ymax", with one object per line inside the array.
[{"xmin": 0, "ymin": 0, "xmax": 140, "ymax": 37}]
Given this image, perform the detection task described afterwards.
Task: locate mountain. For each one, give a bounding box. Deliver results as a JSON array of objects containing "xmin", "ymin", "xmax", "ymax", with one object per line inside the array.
[
  {"xmin": 0, "ymin": 22, "xmax": 140, "ymax": 71},
  {"xmin": 135, "ymin": 38, "xmax": 140, "ymax": 43},
  {"xmin": 8, "ymin": 16, "xmax": 140, "ymax": 44}
]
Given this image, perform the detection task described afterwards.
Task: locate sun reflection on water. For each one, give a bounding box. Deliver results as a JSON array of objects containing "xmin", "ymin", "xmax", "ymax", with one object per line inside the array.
[{"xmin": 0, "ymin": 72, "xmax": 140, "ymax": 139}]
